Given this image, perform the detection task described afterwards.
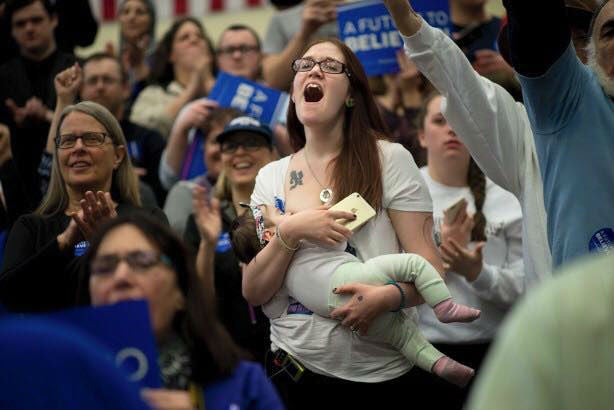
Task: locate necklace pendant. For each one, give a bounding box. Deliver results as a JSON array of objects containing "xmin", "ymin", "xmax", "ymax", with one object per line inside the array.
[{"xmin": 320, "ymin": 188, "xmax": 333, "ymax": 204}]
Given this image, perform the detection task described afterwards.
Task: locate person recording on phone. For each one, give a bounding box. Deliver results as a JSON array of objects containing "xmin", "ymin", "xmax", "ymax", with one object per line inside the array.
[
  {"xmin": 403, "ymin": 90, "xmax": 525, "ymax": 409},
  {"xmin": 231, "ymin": 201, "xmax": 480, "ymax": 388}
]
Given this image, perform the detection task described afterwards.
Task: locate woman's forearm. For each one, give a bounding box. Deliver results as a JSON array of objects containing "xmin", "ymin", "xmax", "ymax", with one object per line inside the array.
[{"xmin": 242, "ymin": 235, "xmax": 296, "ymax": 306}]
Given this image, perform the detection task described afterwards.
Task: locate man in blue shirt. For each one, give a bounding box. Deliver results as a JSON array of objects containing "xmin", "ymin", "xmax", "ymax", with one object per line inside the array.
[{"xmin": 503, "ymin": 0, "xmax": 614, "ymax": 267}]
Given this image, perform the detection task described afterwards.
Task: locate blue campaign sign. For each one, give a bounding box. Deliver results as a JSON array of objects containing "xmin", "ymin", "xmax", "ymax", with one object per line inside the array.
[
  {"xmin": 209, "ymin": 72, "xmax": 289, "ymax": 128},
  {"xmin": 46, "ymin": 300, "xmax": 162, "ymax": 388},
  {"xmin": 337, "ymin": 0, "xmax": 451, "ymax": 76}
]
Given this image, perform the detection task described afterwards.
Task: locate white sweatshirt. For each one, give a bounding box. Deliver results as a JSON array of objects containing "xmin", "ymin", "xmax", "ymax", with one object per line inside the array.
[
  {"xmin": 419, "ymin": 169, "xmax": 524, "ymax": 343},
  {"xmin": 402, "ymin": 20, "xmax": 551, "ymax": 288}
]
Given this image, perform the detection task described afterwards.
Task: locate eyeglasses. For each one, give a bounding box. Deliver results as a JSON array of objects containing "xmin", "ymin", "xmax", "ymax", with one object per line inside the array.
[
  {"xmin": 217, "ymin": 45, "xmax": 259, "ymax": 56},
  {"xmin": 90, "ymin": 250, "xmax": 172, "ymax": 276},
  {"xmin": 220, "ymin": 138, "xmax": 270, "ymax": 154},
  {"xmin": 55, "ymin": 132, "xmax": 109, "ymax": 149},
  {"xmin": 291, "ymin": 58, "xmax": 351, "ymax": 76}
]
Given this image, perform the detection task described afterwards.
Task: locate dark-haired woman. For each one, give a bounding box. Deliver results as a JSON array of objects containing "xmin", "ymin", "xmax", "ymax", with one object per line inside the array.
[
  {"xmin": 243, "ymin": 38, "xmax": 445, "ymax": 405},
  {"xmin": 130, "ymin": 17, "xmax": 216, "ymax": 138},
  {"xmin": 85, "ymin": 214, "xmax": 284, "ymax": 410},
  {"xmin": 412, "ymin": 91, "xmax": 525, "ymax": 409}
]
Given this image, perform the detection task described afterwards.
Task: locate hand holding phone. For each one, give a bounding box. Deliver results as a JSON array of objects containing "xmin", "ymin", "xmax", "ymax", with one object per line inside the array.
[
  {"xmin": 444, "ymin": 197, "xmax": 467, "ymax": 225},
  {"xmin": 329, "ymin": 193, "xmax": 376, "ymax": 232}
]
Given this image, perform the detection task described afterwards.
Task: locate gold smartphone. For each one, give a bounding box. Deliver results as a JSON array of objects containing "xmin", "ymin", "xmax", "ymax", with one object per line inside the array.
[
  {"xmin": 329, "ymin": 192, "xmax": 376, "ymax": 232},
  {"xmin": 444, "ymin": 197, "xmax": 467, "ymax": 224}
]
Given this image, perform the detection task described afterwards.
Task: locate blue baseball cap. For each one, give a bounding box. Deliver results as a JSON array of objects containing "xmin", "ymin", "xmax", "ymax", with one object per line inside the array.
[{"xmin": 215, "ymin": 116, "xmax": 274, "ymax": 145}]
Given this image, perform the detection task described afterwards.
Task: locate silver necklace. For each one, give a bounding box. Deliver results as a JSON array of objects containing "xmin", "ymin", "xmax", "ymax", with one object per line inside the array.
[{"xmin": 303, "ymin": 149, "xmax": 333, "ymax": 204}]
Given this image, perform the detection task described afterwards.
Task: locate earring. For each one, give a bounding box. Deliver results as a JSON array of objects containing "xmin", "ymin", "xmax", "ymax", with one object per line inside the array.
[{"xmin": 345, "ymin": 97, "xmax": 355, "ymax": 108}]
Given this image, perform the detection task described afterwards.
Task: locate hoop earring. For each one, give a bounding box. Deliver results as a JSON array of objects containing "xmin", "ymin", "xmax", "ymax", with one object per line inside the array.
[{"xmin": 345, "ymin": 97, "xmax": 355, "ymax": 108}]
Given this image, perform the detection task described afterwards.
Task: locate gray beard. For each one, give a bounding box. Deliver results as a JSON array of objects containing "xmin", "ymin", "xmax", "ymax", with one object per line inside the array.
[{"xmin": 586, "ymin": 42, "xmax": 614, "ymax": 97}]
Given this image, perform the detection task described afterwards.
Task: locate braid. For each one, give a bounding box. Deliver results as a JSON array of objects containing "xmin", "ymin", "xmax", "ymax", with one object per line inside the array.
[{"xmin": 467, "ymin": 158, "xmax": 487, "ymax": 242}]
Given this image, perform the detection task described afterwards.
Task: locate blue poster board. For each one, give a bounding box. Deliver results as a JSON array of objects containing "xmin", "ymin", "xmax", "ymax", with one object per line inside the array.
[
  {"xmin": 337, "ymin": 0, "xmax": 451, "ymax": 76},
  {"xmin": 46, "ymin": 300, "xmax": 161, "ymax": 388},
  {"xmin": 208, "ymin": 72, "xmax": 289, "ymax": 128}
]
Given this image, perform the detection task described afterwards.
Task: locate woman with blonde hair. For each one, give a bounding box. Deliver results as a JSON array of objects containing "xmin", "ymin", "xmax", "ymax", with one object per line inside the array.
[{"xmin": 0, "ymin": 99, "xmax": 166, "ymax": 313}]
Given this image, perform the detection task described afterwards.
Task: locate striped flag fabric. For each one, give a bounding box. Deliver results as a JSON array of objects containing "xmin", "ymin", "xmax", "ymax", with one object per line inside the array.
[{"xmin": 92, "ymin": 0, "xmax": 265, "ymax": 22}]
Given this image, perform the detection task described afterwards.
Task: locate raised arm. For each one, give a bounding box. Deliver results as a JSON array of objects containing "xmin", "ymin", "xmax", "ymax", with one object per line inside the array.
[
  {"xmin": 384, "ymin": 0, "xmax": 532, "ymax": 196},
  {"xmin": 262, "ymin": 0, "xmax": 338, "ymax": 90}
]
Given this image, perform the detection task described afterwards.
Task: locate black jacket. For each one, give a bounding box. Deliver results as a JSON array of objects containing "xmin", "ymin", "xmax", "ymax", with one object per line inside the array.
[
  {"xmin": 0, "ymin": 203, "xmax": 167, "ymax": 313},
  {"xmin": 184, "ymin": 201, "xmax": 270, "ymax": 364}
]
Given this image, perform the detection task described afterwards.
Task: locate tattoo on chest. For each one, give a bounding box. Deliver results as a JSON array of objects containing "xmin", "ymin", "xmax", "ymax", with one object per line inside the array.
[{"xmin": 289, "ymin": 170, "xmax": 304, "ymax": 190}]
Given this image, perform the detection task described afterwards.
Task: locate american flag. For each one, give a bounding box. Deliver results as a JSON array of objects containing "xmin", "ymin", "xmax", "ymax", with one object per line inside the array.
[{"xmin": 92, "ymin": 0, "xmax": 264, "ymax": 22}]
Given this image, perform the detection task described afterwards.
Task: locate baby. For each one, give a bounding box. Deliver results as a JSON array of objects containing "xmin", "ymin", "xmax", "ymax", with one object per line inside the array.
[{"xmin": 230, "ymin": 204, "xmax": 480, "ymax": 387}]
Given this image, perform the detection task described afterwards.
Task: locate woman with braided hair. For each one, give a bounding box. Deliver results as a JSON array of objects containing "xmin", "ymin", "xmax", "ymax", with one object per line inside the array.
[{"xmin": 412, "ymin": 90, "xmax": 525, "ymax": 409}]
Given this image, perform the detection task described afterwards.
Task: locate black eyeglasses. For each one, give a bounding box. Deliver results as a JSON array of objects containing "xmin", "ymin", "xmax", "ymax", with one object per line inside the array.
[
  {"xmin": 55, "ymin": 132, "xmax": 109, "ymax": 149},
  {"xmin": 291, "ymin": 58, "xmax": 351, "ymax": 76},
  {"xmin": 221, "ymin": 138, "xmax": 270, "ymax": 154},
  {"xmin": 218, "ymin": 45, "xmax": 259, "ymax": 55},
  {"xmin": 90, "ymin": 250, "xmax": 172, "ymax": 276}
]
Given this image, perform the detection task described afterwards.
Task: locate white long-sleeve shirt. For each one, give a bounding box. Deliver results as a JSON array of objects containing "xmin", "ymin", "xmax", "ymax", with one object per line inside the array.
[
  {"xmin": 402, "ymin": 20, "xmax": 551, "ymax": 288},
  {"xmin": 419, "ymin": 169, "xmax": 524, "ymax": 343}
]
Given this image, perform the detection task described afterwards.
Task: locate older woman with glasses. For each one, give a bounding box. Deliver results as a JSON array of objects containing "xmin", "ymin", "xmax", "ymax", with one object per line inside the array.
[{"xmin": 0, "ymin": 94, "xmax": 166, "ymax": 313}]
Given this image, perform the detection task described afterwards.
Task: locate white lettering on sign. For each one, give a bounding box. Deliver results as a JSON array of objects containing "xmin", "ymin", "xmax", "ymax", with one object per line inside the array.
[
  {"xmin": 231, "ymin": 83, "xmax": 254, "ymax": 111},
  {"xmin": 344, "ymin": 31, "xmax": 403, "ymax": 52}
]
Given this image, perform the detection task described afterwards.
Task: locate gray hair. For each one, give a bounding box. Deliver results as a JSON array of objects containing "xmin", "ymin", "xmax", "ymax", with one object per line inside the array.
[{"xmin": 36, "ymin": 101, "xmax": 141, "ymax": 215}]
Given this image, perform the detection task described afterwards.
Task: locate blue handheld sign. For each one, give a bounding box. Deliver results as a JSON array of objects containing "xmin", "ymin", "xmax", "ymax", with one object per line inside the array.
[
  {"xmin": 208, "ymin": 72, "xmax": 289, "ymax": 128},
  {"xmin": 337, "ymin": 0, "xmax": 451, "ymax": 76},
  {"xmin": 45, "ymin": 300, "xmax": 162, "ymax": 388}
]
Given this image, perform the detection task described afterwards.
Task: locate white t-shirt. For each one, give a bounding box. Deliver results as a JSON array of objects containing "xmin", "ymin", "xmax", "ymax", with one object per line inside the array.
[
  {"xmin": 418, "ymin": 168, "xmax": 525, "ymax": 343},
  {"xmin": 251, "ymin": 140, "xmax": 433, "ymax": 382}
]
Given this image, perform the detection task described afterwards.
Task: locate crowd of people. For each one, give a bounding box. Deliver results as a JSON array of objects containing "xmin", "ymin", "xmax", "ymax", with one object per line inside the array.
[{"xmin": 0, "ymin": 0, "xmax": 612, "ymax": 408}]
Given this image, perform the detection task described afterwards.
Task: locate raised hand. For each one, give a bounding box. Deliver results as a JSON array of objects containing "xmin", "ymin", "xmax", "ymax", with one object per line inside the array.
[
  {"xmin": 192, "ymin": 184, "xmax": 222, "ymax": 245},
  {"xmin": 440, "ymin": 239, "xmax": 485, "ymax": 282},
  {"xmin": 174, "ymin": 99, "xmax": 219, "ymax": 133},
  {"xmin": 54, "ymin": 63, "xmax": 83, "ymax": 106},
  {"xmin": 441, "ymin": 199, "xmax": 473, "ymax": 248},
  {"xmin": 72, "ymin": 191, "xmax": 118, "ymax": 240},
  {"xmin": 301, "ymin": 0, "xmax": 339, "ymax": 37},
  {"xmin": 382, "ymin": 0, "xmax": 422, "ymax": 37}
]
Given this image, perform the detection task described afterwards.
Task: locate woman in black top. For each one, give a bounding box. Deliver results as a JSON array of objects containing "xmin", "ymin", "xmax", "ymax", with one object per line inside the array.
[{"xmin": 0, "ymin": 100, "xmax": 165, "ymax": 312}]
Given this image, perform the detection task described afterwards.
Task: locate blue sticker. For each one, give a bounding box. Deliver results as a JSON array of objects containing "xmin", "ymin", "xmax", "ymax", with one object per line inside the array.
[
  {"xmin": 589, "ymin": 228, "xmax": 614, "ymax": 254},
  {"xmin": 215, "ymin": 232, "xmax": 232, "ymax": 253},
  {"xmin": 74, "ymin": 240, "xmax": 90, "ymax": 257},
  {"xmin": 287, "ymin": 297, "xmax": 313, "ymax": 315},
  {"xmin": 274, "ymin": 196, "xmax": 285, "ymax": 214}
]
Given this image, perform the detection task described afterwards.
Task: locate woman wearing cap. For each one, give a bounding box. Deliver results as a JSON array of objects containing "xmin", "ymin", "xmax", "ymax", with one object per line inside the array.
[
  {"xmin": 184, "ymin": 116, "xmax": 277, "ymax": 364},
  {"xmin": 0, "ymin": 99, "xmax": 166, "ymax": 313},
  {"xmin": 85, "ymin": 213, "xmax": 284, "ymax": 410},
  {"xmin": 243, "ymin": 38, "xmax": 444, "ymax": 406}
]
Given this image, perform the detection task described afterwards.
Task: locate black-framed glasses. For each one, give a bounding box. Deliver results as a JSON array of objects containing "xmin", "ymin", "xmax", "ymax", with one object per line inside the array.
[
  {"xmin": 55, "ymin": 132, "xmax": 109, "ymax": 149},
  {"xmin": 221, "ymin": 138, "xmax": 270, "ymax": 154},
  {"xmin": 90, "ymin": 250, "xmax": 172, "ymax": 276},
  {"xmin": 291, "ymin": 58, "xmax": 351, "ymax": 76},
  {"xmin": 217, "ymin": 45, "xmax": 259, "ymax": 56}
]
